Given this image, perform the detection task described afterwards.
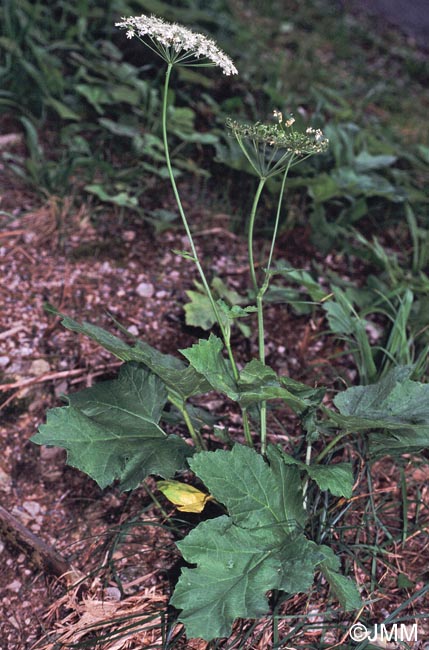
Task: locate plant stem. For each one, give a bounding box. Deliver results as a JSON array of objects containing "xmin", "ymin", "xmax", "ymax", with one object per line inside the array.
[
  {"xmin": 247, "ymin": 178, "xmax": 266, "ymax": 295},
  {"xmin": 182, "ymin": 402, "xmax": 206, "ymax": 451},
  {"xmin": 162, "ymin": 65, "xmax": 216, "ymax": 325},
  {"xmin": 143, "ymin": 479, "xmax": 171, "ymax": 520},
  {"xmin": 259, "ymin": 166, "xmax": 291, "ymax": 453},
  {"xmin": 161, "ymin": 64, "xmax": 252, "ymax": 446},
  {"xmin": 246, "ymin": 178, "xmax": 267, "ymax": 451},
  {"xmin": 302, "ymin": 441, "xmax": 312, "ymax": 509},
  {"xmin": 264, "ymin": 161, "xmax": 292, "ymax": 282},
  {"xmin": 314, "ymin": 430, "xmax": 350, "ymax": 463}
]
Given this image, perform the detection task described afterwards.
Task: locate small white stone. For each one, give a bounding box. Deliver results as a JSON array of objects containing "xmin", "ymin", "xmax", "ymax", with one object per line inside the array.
[
  {"xmin": 29, "ymin": 359, "xmax": 50, "ymax": 376},
  {"xmin": 127, "ymin": 325, "xmax": 139, "ymax": 336},
  {"xmin": 99, "ymin": 261, "xmax": 112, "ymax": 273},
  {"xmin": 123, "ymin": 230, "xmax": 136, "ymax": 242},
  {"xmin": 7, "ymin": 580, "xmax": 22, "ymax": 593},
  {"xmin": 105, "ymin": 586, "xmax": 121, "ymax": 601},
  {"xmin": 23, "ymin": 501, "xmax": 41, "ymax": 517},
  {"xmin": 136, "ymin": 282, "xmax": 154, "ymax": 298}
]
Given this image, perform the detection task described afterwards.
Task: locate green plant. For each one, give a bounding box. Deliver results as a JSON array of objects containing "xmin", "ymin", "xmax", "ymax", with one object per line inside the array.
[
  {"xmin": 318, "ymin": 204, "xmax": 429, "ymax": 384},
  {"xmin": 31, "ymin": 12, "xmax": 429, "ymax": 645},
  {"xmin": 0, "ymin": 0, "xmax": 232, "ymax": 206}
]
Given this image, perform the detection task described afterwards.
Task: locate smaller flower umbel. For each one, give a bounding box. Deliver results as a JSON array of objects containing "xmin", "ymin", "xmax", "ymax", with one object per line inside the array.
[
  {"xmin": 226, "ymin": 110, "xmax": 328, "ymax": 178},
  {"xmin": 116, "ymin": 14, "xmax": 237, "ymax": 75}
]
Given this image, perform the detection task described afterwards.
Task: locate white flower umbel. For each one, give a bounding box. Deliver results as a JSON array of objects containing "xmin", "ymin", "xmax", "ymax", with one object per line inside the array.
[{"xmin": 116, "ymin": 14, "xmax": 238, "ymax": 75}]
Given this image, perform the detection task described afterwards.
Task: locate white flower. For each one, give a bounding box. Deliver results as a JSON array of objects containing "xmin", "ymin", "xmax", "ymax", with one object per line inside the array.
[
  {"xmin": 273, "ymin": 109, "xmax": 283, "ymax": 123},
  {"xmin": 116, "ymin": 14, "xmax": 238, "ymax": 75}
]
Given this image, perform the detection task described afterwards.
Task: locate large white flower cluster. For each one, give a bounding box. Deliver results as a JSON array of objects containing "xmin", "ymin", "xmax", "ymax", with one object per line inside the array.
[{"xmin": 116, "ymin": 14, "xmax": 238, "ymax": 75}]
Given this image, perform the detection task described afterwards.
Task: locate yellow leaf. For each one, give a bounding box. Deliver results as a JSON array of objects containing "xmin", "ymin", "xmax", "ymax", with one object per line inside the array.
[{"xmin": 157, "ymin": 479, "xmax": 213, "ymax": 513}]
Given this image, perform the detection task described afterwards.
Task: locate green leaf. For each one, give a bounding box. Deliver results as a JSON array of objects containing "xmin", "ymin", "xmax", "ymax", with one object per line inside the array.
[
  {"xmin": 174, "ymin": 129, "xmax": 218, "ymax": 145},
  {"xmin": 397, "ymin": 573, "xmax": 414, "ymax": 589},
  {"xmin": 171, "ymin": 516, "xmax": 282, "ymax": 639},
  {"xmin": 171, "ymin": 249, "xmax": 197, "ymax": 262},
  {"xmin": 108, "ymin": 85, "xmax": 141, "ymax": 106},
  {"xmin": 189, "ymin": 444, "xmax": 307, "ymax": 531},
  {"xmin": 265, "ymin": 445, "xmax": 309, "ymax": 529},
  {"xmin": 318, "ymin": 546, "xmax": 362, "ymax": 610},
  {"xmin": 98, "ymin": 118, "xmax": 140, "ymax": 138},
  {"xmin": 47, "ymin": 309, "xmax": 211, "ymax": 403},
  {"xmin": 31, "ymin": 363, "xmax": 192, "ymax": 489},
  {"xmin": 269, "ymin": 264, "xmax": 327, "ymax": 302},
  {"xmin": 276, "ymin": 536, "xmax": 324, "ymax": 594},
  {"xmin": 184, "ymin": 290, "xmax": 216, "ymax": 329},
  {"xmin": 279, "ymin": 375, "xmax": 326, "ymax": 406},
  {"xmin": 45, "ymin": 97, "xmax": 81, "ymax": 121},
  {"xmin": 321, "ymin": 565, "xmax": 362, "ymax": 610},
  {"xmin": 211, "ymin": 277, "xmax": 246, "ymax": 306},
  {"xmin": 84, "ymin": 184, "xmax": 138, "ymax": 208},
  {"xmin": 184, "ymin": 278, "xmax": 249, "ymax": 331},
  {"xmin": 305, "ymin": 464, "xmax": 354, "ymax": 499},
  {"xmin": 180, "ymin": 334, "xmax": 238, "ymax": 400},
  {"xmin": 76, "ymin": 84, "xmax": 111, "ymax": 113},
  {"xmin": 173, "ymin": 520, "xmax": 322, "ymax": 640},
  {"xmin": 417, "ymin": 144, "xmax": 429, "ymax": 164},
  {"xmin": 354, "ymin": 151, "xmax": 397, "ymax": 172},
  {"xmin": 217, "ymin": 300, "xmax": 257, "ymax": 320},
  {"xmin": 238, "ymin": 359, "xmax": 310, "ymax": 413},
  {"xmin": 308, "ymin": 173, "xmax": 339, "ymax": 202},
  {"xmin": 171, "ymin": 445, "xmax": 353, "ymax": 640},
  {"xmin": 279, "ymin": 451, "xmax": 354, "ymax": 498},
  {"xmin": 331, "ymin": 366, "xmax": 429, "ymax": 455},
  {"xmin": 323, "ymin": 300, "xmax": 356, "ymax": 335}
]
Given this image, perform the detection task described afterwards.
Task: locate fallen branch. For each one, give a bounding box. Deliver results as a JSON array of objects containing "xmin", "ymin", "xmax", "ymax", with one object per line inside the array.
[
  {"xmin": 0, "ymin": 362, "xmax": 122, "ymax": 392},
  {"xmin": 0, "ymin": 324, "xmax": 26, "ymax": 340},
  {"xmin": 0, "ymin": 504, "xmax": 73, "ymax": 578},
  {"xmin": 0, "ymin": 229, "xmax": 27, "ymax": 238}
]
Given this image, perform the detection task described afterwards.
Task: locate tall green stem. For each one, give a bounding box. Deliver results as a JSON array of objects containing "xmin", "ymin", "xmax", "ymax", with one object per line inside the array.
[
  {"xmin": 162, "ymin": 65, "xmax": 217, "ymax": 327},
  {"xmin": 161, "ymin": 64, "xmax": 252, "ymax": 446},
  {"xmin": 247, "ymin": 178, "xmax": 266, "ymax": 295},
  {"xmin": 263, "ymin": 160, "xmax": 292, "ymax": 283},
  {"xmin": 247, "ymin": 178, "xmax": 267, "ymax": 451},
  {"xmin": 247, "ymin": 166, "xmax": 291, "ymax": 454}
]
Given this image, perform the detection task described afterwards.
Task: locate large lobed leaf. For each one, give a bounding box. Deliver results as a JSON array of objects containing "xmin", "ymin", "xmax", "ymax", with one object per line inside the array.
[
  {"xmin": 50, "ymin": 309, "xmax": 211, "ymax": 403},
  {"xmin": 331, "ymin": 366, "xmax": 429, "ymax": 455},
  {"xmin": 171, "ymin": 445, "xmax": 360, "ymax": 640},
  {"xmin": 32, "ymin": 363, "xmax": 192, "ymax": 489},
  {"xmin": 190, "ymin": 444, "xmax": 307, "ymax": 531},
  {"xmin": 172, "ymin": 517, "xmax": 319, "ymax": 640}
]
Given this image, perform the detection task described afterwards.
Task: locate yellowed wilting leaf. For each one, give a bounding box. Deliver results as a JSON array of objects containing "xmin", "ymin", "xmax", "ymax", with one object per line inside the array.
[{"xmin": 157, "ymin": 479, "xmax": 213, "ymax": 513}]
